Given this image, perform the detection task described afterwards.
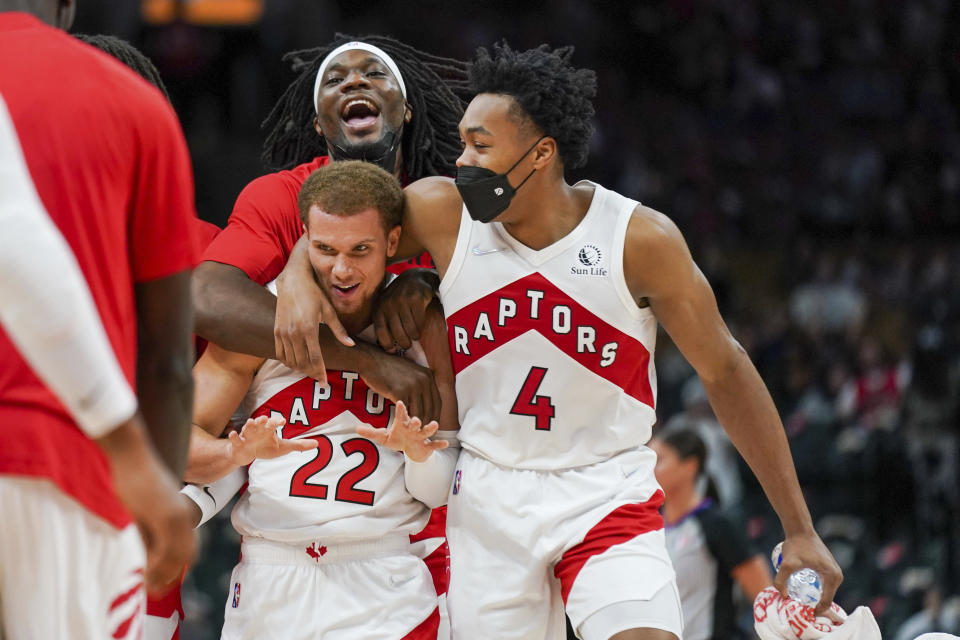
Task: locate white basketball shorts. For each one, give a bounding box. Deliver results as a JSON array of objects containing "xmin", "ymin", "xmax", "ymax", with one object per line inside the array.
[
  {"xmin": 222, "ymin": 535, "xmax": 440, "ymax": 640},
  {"xmin": 445, "ymin": 447, "xmax": 681, "ymax": 639},
  {"xmin": 0, "ymin": 476, "xmax": 146, "ymax": 640}
]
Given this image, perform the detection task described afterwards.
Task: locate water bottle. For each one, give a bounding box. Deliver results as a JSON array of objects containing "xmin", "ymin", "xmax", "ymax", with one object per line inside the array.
[{"xmin": 771, "ymin": 541, "xmax": 823, "ymax": 607}]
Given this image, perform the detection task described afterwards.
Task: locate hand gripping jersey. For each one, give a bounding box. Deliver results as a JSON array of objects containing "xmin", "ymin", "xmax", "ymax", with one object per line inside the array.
[
  {"xmin": 439, "ymin": 182, "xmax": 657, "ymax": 470},
  {"xmin": 230, "ymin": 326, "xmax": 432, "ymax": 545}
]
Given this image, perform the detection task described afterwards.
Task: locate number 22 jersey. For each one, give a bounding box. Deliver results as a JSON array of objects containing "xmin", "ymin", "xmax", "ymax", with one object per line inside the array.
[
  {"xmin": 229, "ymin": 325, "xmax": 432, "ymax": 545},
  {"xmin": 439, "ymin": 181, "xmax": 657, "ymax": 471}
]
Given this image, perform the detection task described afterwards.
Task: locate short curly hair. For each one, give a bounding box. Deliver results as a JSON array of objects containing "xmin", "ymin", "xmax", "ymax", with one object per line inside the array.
[
  {"xmin": 469, "ymin": 42, "xmax": 596, "ymax": 170},
  {"xmin": 297, "ymin": 161, "xmax": 402, "ymax": 231}
]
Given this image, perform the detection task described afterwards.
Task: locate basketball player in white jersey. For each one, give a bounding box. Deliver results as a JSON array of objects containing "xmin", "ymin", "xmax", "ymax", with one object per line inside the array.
[
  {"xmin": 272, "ymin": 44, "xmax": 843, "ymax": 639},
  {"xmin": 182, "ymin": 160, "xmax": 460, "ymax": 640}
]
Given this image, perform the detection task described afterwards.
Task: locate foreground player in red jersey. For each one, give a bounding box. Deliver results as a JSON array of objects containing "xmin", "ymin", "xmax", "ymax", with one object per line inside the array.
[
  {"xmin": 194, "ymin": 35, "xmax": 470, "ymax": 401},
  {"xmin": 275, "ymin": 43, "xmax": 844, "ymax": 640},
  {"xmin": 183, "ymin": 161, "xmax": 460, "ymax": 639},
  {"xmin": 0, "ymin": 1, "xmax": 198, "ymax": 638}
]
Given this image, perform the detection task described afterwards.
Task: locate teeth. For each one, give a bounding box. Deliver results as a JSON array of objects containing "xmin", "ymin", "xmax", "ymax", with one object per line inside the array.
[{"xmin": 342, "ymin": 98, "xmax": 377, "ymax": 115}]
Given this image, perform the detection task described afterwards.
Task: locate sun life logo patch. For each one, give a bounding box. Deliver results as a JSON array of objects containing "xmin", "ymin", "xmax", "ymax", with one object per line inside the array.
[{"xmin": 572, "ymin": 244, "xmax": 608, "ymax": 276}]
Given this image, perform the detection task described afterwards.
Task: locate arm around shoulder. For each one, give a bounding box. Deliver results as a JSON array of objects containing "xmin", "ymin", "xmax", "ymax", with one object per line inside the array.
[{"xmin": 396, "ymin": 177, "xmax": 462, "ymax": 269}]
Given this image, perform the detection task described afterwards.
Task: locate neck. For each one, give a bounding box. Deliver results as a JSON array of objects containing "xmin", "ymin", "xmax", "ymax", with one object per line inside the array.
[
  {"xmin": 663, "ymin": 484, "xmax": 704, "ymax": 525},
  {"xmin": 497, "ymin": 177, "xmax": 592, "ymax": 250}
]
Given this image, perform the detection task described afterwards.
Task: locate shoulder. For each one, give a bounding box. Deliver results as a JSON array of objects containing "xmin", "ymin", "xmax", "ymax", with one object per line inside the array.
[
  {"xmin": 623, "ymin": 204, "xmax": 696, "ymax": 300},
  {"xmin": 624, "ymin": 204, "xmax": 687, "ymax": 256},
  {"xmin": 404, "ymin": 176, "xmax": 460, "ymax": 207},
  {"xmin": 402, "ymin": 177, "xmax": 462, "ymax": 234}
]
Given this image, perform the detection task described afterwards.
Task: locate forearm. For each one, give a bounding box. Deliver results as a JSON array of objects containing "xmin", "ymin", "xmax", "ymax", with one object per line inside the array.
[
  {"xmin": 403, "ymin": 431, "xmax": 460, "ymax": 508},
  {"xmin": 193, "ymin": 261, "xmax": 279, "ymax": 358},
  {"xmin": 702, "ymin": 348, "xmax": 814, "ymax": 536},
  {"xmin": 183, "ymin": 425, "xmax": 238, "ymax": 485},
  {"xmin": 137, "ymin": 346, "xmax": 194, "ymax": 479}
]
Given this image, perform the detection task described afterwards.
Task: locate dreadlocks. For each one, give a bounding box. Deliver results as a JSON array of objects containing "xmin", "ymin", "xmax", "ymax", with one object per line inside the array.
[
  {"xmin": 262, "ymin": 34, "xmax": 470, "ymax": 179},
  {"xmin": 75, "ymin": 34, "xmax": 170, "ymax": 101}
]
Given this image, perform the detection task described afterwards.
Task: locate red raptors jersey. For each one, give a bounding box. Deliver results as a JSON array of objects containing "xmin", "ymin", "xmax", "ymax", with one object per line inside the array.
[
  {"xmin": 439, "ymin": 182, "xmax": 657, "ymax": 470},
  {"xmin": 0, "ymin": 13, "xmax": 198, "ymax": 527}
]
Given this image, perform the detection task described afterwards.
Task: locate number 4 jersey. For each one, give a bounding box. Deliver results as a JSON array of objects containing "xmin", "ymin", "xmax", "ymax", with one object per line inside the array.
[
  {"xmin": 228, "ymin": 325, "xmax": 432, "ymax": 545},
  {"xmin": 439, "ymin": 181, "xmax": 657, "ymax": 471}
]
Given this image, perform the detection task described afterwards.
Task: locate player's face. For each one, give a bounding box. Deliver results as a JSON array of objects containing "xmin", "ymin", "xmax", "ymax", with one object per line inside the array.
[
  {"xmin": 305, "ymin": 206, "xmax": 401, "ymax": 320},
  {"xmin": 314, "ymin": 50, "xmax": 410, "ymax": 150},
  {"xmin": 456, "ymin": 93, "xmax": 539, "ymax": 177}
]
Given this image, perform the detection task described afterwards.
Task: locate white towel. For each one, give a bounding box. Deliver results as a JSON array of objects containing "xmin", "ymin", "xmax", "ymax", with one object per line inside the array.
[{"xmin": 753, "ymin": 586, "xmax": 882, "ymax": 640}]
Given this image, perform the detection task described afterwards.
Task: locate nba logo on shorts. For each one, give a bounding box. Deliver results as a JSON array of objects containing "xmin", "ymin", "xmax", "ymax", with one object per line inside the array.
[
  {"xmin": 231, "ymin": 582, "xmax": 241, "ymax": 608},
  {"xmin": 452, "ymin": 469, "xmax": 462, "ymax": 495}
]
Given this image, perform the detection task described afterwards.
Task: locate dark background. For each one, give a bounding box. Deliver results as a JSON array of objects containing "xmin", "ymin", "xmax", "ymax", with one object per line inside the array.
[{"xmin": 73, "ymin": 1, "xmax": 960, "ymax": 637}]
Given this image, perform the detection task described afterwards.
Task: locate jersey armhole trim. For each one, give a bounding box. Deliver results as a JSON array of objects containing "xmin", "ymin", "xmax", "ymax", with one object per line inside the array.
[
  {"xmin": 612, "ymin": 200, "xmax": 654, "ymax": 321},
  {"xmin": 438, "ymin": 206, "xmax": 472, "ymax": 301}
]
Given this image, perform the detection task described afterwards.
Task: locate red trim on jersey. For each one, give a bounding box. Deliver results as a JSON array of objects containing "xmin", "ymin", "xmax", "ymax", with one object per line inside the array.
[
  {"xmin": 401, "ymin": 607, "xmax": 440, "ymax": 640},
  {"xmin": 553, "ymin": 490, "xmax": 665, "ymax": 604},
  {"xmin": 446, "ymin": 271, "xmax": 654, "ymax": 408},
  {"xmin": 249, "ymin": 371, "xmax": 394, "ymax": 432}
]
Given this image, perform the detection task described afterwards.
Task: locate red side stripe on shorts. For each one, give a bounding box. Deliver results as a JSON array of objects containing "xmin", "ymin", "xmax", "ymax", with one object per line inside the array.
[
  {"xmin": 553, "ymin": 490, "xmax": 665, "ymax": 604},
  {"xmin": 401, "ymin": 607, "xmax": 440, "ymax": 640},
  {"xmin": 111, "ymin": 604, "xmax": 142, "ymax": 639},
  {"xmin": 109, "ymin": 580, "xmax": 144, "ymax": 612}
]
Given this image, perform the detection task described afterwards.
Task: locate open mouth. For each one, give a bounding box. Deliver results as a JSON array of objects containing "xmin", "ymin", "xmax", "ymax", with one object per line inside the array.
[
  {"xmin": 340, "ymin": 98, "xmax": 381, "ymax": 131},
  {"xmin": 332, "ymin": 283, "xmax": 360, "ymax": 297}
]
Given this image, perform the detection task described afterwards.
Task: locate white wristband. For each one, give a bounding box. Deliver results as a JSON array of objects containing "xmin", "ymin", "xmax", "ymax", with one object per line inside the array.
[
  {"xmin": 181, "ymin": 467, "xmax": 247, "ymax": 528},
  {"xmin": 403, "ymin": 431, "xmax": 460, "ymax": 509}
]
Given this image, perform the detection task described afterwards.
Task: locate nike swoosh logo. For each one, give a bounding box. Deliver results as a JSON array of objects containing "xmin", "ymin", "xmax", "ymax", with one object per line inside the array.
[
  {"xmin": 389, "ymin": 574, "xmax": 418, "ymax": 587},
  {"xmin": 472, "ymin": 246, "xmax": 503, "ymax": 256}
]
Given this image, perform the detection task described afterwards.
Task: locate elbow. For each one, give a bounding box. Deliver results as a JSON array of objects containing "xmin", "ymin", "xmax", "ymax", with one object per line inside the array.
[{"xmin": 697, "ymin": 337, "xmax": 750, "ymax": 387}]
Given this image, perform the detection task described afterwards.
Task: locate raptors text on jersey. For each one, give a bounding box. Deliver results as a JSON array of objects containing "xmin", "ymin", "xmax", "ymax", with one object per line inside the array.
[{"xmin": 439, "ymin": 182, "xmax": 659, "ymax": 470}]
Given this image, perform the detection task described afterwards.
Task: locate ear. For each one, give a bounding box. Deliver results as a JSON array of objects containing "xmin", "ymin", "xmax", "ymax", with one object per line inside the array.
[
  {"xmin": 313, "ymin": 117, "xmax": 323, "ymax": 137},
  {"xmin": 404, "ymin": 103, "xmax": 413, "ymax": 124},
  {"xmin": 385, "ymin": 225, "xmax": 402, "ymax": 258},
  {"xmin": 531, "ymin": 137, "xmax": 558, "ymax": 171}
]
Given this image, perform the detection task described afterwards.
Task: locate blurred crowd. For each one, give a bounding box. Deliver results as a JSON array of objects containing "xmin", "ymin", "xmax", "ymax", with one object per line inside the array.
[{"xmin": 72, "ymin": 0, "xmax": 960, "ymax": 637}]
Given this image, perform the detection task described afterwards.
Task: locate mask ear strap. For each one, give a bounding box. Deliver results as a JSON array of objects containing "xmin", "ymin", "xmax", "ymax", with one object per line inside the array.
[
  {"xmin": 505, "ymin": 135, "xmax": 547, "ymax": 175},
  {"xmin": 514, "ymin": 167, "xmax": 537, "ymax": 191},
  {"xmin": 505, "ymin": 135, "xmax": 546, "ymax": 190}
]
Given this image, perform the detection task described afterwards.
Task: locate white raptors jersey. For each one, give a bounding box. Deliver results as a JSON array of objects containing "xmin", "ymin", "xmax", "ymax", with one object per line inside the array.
[
  {"xmin": 439, "ymin": 181, "xmax": 657, "ymax": 470},
  {"xmin": 230, "ymin": 322, "xmax": 432, "ymax": 545}
]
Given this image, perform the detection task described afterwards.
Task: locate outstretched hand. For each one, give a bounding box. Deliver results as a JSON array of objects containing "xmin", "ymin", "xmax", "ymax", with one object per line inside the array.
[
  {"xmin": 226, "ymin": 415, "xmax": 318, "ymax": 466},
  {"xmin": 776, "ymin": 532, "xmax": 844, "ymax": 621},
  {"xmin": 356, "ymin": 401, "xmax": 449, "ymax": 462}
]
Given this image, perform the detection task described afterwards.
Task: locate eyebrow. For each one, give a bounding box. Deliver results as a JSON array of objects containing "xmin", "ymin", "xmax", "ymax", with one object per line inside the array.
[
  {"xmin": 325, "ymin": 57, "xmax": 386, "ymax": 73},
  {"xmin": 465, "ymin": 125, "xmax": 493, "ymax": 136}
]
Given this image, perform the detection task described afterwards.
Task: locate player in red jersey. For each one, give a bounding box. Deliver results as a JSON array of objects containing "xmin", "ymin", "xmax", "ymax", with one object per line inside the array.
[
  {"xmin": 0, "ymin": 2, "xmax": 198, "ymax": 638},
  {"xmin": 273, "ymin": 43, "xmax": 844, "ymax": 640},
  {"xmin": 194, "ymin": 35, "xmax": 470, "ymax": 398},
  {"xmin": 183, "ymin": 161, "xmax": 460, "ymax": 639}
]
